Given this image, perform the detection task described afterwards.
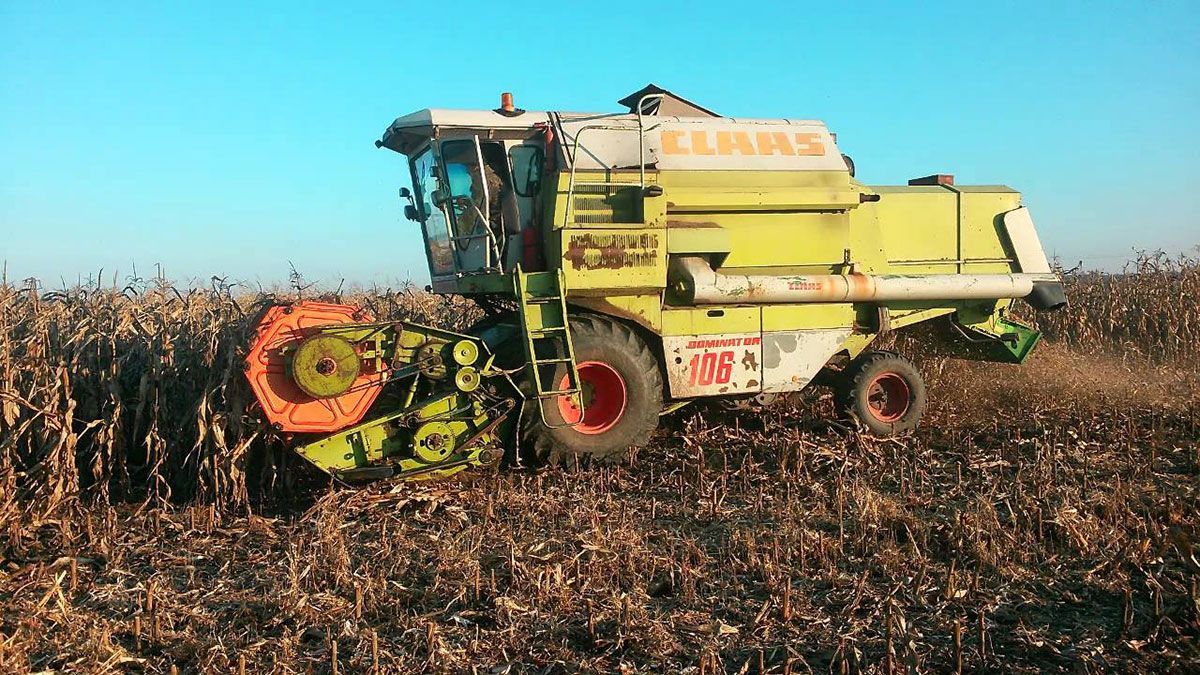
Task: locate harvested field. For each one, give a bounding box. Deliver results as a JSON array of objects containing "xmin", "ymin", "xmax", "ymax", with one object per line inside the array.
[{"xmin": 1, "ymin": 255, "xmax": 1198, "ymax": 673}]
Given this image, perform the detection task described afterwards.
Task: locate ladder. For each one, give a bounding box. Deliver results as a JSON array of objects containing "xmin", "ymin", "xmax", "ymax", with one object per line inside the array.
[{"xmin": 514, "ymin": 266, "xmax": 582, "ymax": 428}]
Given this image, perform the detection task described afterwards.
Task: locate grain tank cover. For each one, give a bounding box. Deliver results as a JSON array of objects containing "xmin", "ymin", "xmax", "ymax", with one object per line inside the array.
[
  {"xmin": 377, "ymin": 86, "xmax": 847, "ymax": 176},
  {"xmin": 554, "ymin": 113, "xmax": 848, "ymax": 173}
]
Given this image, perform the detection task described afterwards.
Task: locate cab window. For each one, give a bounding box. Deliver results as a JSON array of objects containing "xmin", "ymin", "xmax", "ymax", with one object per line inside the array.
[{"xmin": 508, "ymin": 145, "xmax": 544, "ymax": 197}]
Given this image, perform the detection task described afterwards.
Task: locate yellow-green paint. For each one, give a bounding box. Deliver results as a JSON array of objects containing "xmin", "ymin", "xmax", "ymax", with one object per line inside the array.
[
  {"xmin": 569, "ymin": 294, "xmax": 662, "ymax": 332},
  {"xmin": 761, "ymin": 303, "xmax": 856, "ymax": 331},
  {"xmin": 559, "ymin": 226, "xmax": 666, "ymax": 292},
  {"xmin": 839, "ymin": 332, "xmax": 879, "ymax": 359},
  {"xmin": 661, "ymin": 306, "xmax": 760, "ymax": 336},
  {"xmin": 295, "ymin": 391, "xmax": 497, "ymax": 478},
  {"xmin": 439, "ymin": 161, "xmax": 1039, "ymax": 365}
]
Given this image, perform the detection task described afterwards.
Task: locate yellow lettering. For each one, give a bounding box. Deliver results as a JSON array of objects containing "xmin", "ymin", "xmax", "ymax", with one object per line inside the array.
[
  {"xmin": 661, "ymin": 130, "xmax": 688, "ymax": 155},
  {"xmin": 793, "ymin": 132, "xmax": 826, "ymax": 156},
  {"xmin": 716, "ymin": 131, "xmax": 757, "ymax": 155},
  {"xmin": 691, "ymin": 131, "xmax": 716, "ymax": 155},
  {"xmin": 756, "ymin": 131, "xmax": 795, "ymax": 156}
]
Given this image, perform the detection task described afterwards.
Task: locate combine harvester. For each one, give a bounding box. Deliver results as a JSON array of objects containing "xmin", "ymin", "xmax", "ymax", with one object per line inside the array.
[{"xmin": 245, "ymin": 85, "xmax": 1066, "ymax": 480}]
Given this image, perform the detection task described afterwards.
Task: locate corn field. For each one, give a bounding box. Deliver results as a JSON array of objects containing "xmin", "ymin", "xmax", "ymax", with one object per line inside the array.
[
  {"xmin": 1037, "ymin": 250, "xmax": 1200, "ymax": 361},
  {"xmin": 0, "ymin": 255, "xmax": 1197, "ymax": 673}
]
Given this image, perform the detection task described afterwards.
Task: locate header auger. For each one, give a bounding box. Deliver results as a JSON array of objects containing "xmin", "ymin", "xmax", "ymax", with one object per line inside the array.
[{"xmin": 246, "ymin": 85, "xmax": 1065, "ymax": 481}]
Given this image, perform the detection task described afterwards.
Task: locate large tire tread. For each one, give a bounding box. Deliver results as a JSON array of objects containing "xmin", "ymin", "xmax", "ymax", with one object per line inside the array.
[
  {"xmin": 838, "ymin": 350, "xmax": 926, "ymax": 437},
  {"xmin": 520, "ymin": 314, "xmax": 662, "ymax": 467}
]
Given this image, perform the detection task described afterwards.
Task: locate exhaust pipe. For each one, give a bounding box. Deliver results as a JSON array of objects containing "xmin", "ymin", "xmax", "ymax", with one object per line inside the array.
[{"xmin": 670, "ymin": 256, "xmax": 1065, "ymax": 308}]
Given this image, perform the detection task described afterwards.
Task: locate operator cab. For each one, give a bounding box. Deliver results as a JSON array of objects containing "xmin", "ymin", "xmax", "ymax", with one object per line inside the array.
[{"xmin": 378, "ymin": 102, "xmax": 549, "ymax": 286}]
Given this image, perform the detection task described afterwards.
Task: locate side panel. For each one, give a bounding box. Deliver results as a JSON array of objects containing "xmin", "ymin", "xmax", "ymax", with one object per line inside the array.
[
  {"xmin": 661, "ymin": 306, "xmax": 762, "ymax": 398},
  {"xmin": 664, "ymin": 334, "xmax": 763, "ymax": 398},
  {"xmin": 870, "ymin": 187, "xmax": 958, "ymax": 266},
  {"xmin": 866, "ymin": 185, "xmax": 1022, "ymax": 275},
  {"xmin": 761, "ymin": 329, "xmax": 851, "ymax": 392},
  {"xmin": 761, "ymin": 303, "xmax": 856, "ymax": 331},
  {"xmin": 673, "ymin": 212, "xmax": 850, "ymax": 272}
]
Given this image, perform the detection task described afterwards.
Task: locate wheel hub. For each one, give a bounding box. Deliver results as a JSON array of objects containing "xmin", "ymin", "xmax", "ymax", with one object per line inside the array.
[
  {"xmin": 865, "ymin": 372, "xmax": 911, "ymax": 422},
  {"xmin": 557, "ymin": 361, "xmax": 627, "ymax": 435}
]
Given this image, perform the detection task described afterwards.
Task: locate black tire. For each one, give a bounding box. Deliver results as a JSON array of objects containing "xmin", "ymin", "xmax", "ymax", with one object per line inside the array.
[
  {"xmin": 839, "ymin": 351, "xmax": 925, "ymax": 436},
  {"xmin": 522, "ymin": 315, "xmax": 662, "ymax": 466}
]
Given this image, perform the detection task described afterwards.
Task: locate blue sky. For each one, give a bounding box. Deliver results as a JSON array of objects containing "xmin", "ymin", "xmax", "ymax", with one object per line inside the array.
[{"xmin": 2, "ymin": 1, "xmax": 1197, "ymax": 287}]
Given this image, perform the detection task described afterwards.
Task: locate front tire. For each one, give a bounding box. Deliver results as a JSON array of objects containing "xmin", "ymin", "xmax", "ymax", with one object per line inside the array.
[
  {"xmin": 522, "ymin": 315, "xmax": 662, "ymax": 465},
  {"xmin": 840, "ymin": 351, "xmax": 926, "ymax": 436}
]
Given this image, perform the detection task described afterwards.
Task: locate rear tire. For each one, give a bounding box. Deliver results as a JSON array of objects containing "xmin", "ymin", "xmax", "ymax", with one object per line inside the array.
[
  {"xmin": 522, "ymin": 315, "xmax": 662, "ymax": 466},
  {"xmin": 839, "ymin": 351, "xmax": 926, "ymax": 436}
]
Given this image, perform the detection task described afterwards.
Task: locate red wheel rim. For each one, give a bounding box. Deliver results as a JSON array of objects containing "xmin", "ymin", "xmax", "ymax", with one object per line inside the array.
[
  {"xmin": 557, "ymin": 361, "xmax": 627, "ymax": 434},
  {"xmin": 865, "ymin": 372, "xmax": 910, "ymax": 423}
]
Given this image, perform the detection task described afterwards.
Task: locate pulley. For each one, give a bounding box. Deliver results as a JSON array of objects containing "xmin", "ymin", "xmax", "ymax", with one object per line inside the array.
[
  {"xmin": 452, "ymin": 339, "xmax": 480, "ymax": 366},
  {"xmin": 412, "ymin": 421, "xmax": 457, "ymax": 464},
  {"xmin": 290, "ymin": 334, "xmax": 361, "ymax": 398},
  {"xmin": 417, "ymin": 343, "xmax": 448, "ymax": 379},
  {"xmin": 455, "ymin": 366, "xmax": 480, "ymax": 392}
]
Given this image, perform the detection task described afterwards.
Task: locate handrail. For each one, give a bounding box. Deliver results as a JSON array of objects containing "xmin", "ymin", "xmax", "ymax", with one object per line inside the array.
[
  {"xmin": 471, "ymin": 136, "xmax": 496, "ymax": 271},
  {"xmin": 562, "ymin": 93, "xmax": 666, "ymax": 228},
  {"xmin": 634, "ymin": 93, "xmax": 665, "ymax": 189}
]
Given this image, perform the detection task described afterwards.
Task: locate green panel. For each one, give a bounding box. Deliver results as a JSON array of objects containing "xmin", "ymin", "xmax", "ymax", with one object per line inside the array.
[
  {"xmin": 661, "ymin": 306, "xmax": 761, "ymax": 336},
  {"xmin": 570, "ymin": 294, "xmax": 663, "ymax": 334},
  {"xmin": 953, "ymin": 311, "xmax": 1042, "ymax": 365},
  {"xmin": 441, "ymin": 273, "xmax": 512, "ymax": 296},
  {"xmin": 666, "ymin": 224, "xmax": 732, "ymax": 255},
  {"xmin": 761, "ymin": 303, "xmax": 855, "ymax": 331},
  {"xmin": 868, "ymin": 189, "xmax": 958, "ymax": 265},
  {"xmin": 668, "ymin": 212, "xmax": 849, "ymax": 271},
  {"xmin": 960, "ymin": 191, "xmax": 1021, "ymax": 263},
  {"xmin": 994, "ymin": 317, "xmax": 1042, "ymax": 364},
  {"xmin": 855, "ymin": 185, "xmax": 1023, "ymax": 275}
]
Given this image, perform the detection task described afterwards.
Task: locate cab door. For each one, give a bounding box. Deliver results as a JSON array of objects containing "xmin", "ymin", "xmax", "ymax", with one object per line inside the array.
[
  {"xmin": 436, "ymin": 137, "xmax": 499, "ymax": 273},
  {"xmin": 502, "ymin": 140, "xmax": 545, "ymax": 269}
]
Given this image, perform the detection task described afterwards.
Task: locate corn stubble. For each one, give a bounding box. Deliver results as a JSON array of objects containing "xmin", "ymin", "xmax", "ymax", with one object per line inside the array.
[{"xmin": 1, "ymin": 254, "xmax": 1197, "ymax": 673}]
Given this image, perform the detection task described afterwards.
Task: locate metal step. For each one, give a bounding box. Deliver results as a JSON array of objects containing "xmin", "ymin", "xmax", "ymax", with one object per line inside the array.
[{"xmin": 514, "ymin": 266, "xmax": 583, "ymax": 428}]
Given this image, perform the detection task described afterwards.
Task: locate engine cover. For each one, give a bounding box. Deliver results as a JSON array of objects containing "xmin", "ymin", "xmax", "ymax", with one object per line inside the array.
[{"xmin": 245, "ymin": 301, "xmax": 383, "ymax": 433}]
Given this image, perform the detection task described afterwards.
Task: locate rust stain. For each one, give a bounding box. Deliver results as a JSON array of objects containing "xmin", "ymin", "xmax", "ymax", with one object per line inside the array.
[
  {"xmin": 848, "ymin": 273, "xmax": 874, "ymax": 300},
  {"xmin": 563, "ymin": 233, "xmax": 660, "ymax": 271},
  {"xmin": 741, "ymin": 350, "xmax": 758, "ymax": 371}
]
